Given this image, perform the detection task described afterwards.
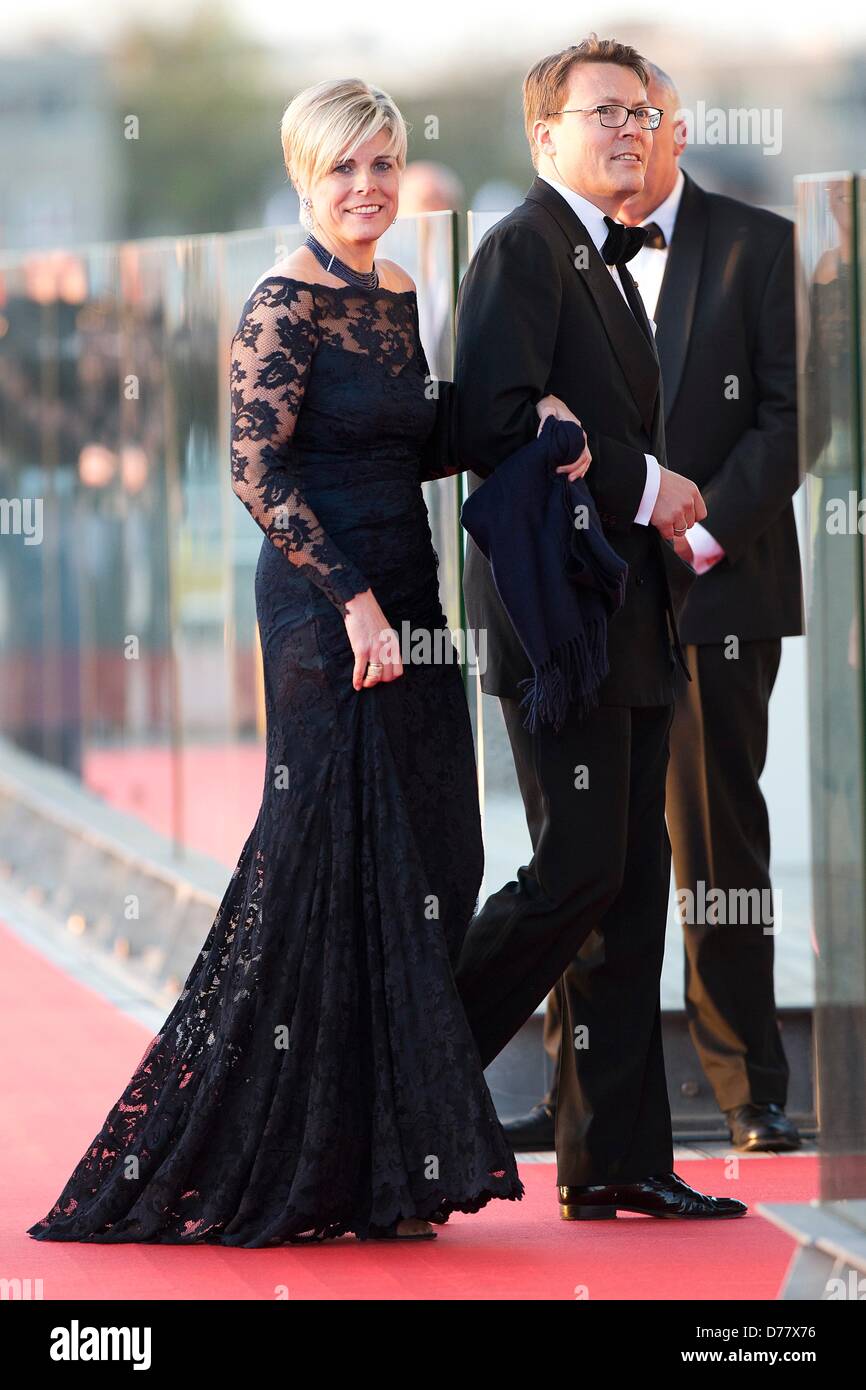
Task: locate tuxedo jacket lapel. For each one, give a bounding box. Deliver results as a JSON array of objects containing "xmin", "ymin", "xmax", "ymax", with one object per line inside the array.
[
  {"xmin": 654, "ymin": 172, "xmax": 708, "ymax": 421},
  {"xmin": 524, "ymin": 178, "xmax": 659, "ymax": 436}
]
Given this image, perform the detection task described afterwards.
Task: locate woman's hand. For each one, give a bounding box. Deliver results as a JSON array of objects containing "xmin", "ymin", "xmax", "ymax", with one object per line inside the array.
[
  {"xmin": 535, "ymin": 394, "xmax": 592, "ymax": 481},
  {"xmin": 343, "ymin": 590, "xmax": 404, "ymax": 690}
]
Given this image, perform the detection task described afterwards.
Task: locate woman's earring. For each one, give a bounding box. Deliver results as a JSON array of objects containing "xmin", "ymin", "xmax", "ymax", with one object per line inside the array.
[{"xmin": 300, "ymin": 195, "xmax": 313, "ymax": 230}]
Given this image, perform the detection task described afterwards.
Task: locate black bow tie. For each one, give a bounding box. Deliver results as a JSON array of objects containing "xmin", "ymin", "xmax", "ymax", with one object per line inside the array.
[
  {"xmin": 641, "ymin": 220, "xmax": 667, "ymax": 249},
  {"xmin": 601, "ymin": 217, "xmax": 648, "ymax": 266}
]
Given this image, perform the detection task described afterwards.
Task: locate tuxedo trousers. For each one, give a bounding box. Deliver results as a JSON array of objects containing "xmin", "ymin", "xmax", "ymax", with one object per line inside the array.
[
  {"xmin": 669, "ymin": 638, "xmax": 788, "ymax": 1108},
  {"xmin": 454, "ymin": 697, "xmax": 675, "ymax": 1184},
  {"xmin": 541, "ymin": 638, "xmax": 788, "ymax": 1118}
]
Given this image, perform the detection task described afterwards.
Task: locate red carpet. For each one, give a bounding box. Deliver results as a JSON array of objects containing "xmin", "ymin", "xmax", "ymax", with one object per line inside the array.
[{"xmin": 4, "ymin": 923, "xmax": 815, "ymax": 1300}]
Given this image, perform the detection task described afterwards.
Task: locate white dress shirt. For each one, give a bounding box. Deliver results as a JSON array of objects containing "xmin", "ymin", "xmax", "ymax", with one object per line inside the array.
[
  {"xmin": 629, "ymin": 167, "xmax": 684, "ymax": 324},
  {"xmin": 630, "ymin": 168, "xmax": 725, "ymax": 575},
  {"xmin": 538, "ymin": 173, "xmax": 660, "ymax": 526}
]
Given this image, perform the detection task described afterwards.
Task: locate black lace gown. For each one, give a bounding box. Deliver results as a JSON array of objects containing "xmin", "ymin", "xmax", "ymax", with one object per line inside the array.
[{"xmin": 26, "ymin": 274, "xmax": 523, "ymax": 1245}]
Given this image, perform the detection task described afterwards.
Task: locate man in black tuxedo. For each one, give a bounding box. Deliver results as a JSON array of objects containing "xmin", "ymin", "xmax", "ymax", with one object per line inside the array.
[
  {"xmin": 507, "ymin": 62, "xmax": 805, "ymax": 1157},
  {"xmin": 453, "ymin": 36, "xmax": 745, "ymax": 1219}
]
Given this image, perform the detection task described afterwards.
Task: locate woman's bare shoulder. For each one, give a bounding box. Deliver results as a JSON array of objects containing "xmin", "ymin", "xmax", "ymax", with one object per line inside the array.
[{"xmin": 374, "ymin": 259, "xmax": 416, "ymax": 293}]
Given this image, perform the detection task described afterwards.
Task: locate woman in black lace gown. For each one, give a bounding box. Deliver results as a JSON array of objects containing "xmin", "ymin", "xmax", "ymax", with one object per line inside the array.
[{"xmin": 26, "ymin": 79, "xmax": 524, "ymax": 1245}]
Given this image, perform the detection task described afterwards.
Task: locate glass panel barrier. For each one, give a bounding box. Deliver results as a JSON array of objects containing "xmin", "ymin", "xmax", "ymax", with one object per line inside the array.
[
  {"xmin": 0, "ymin": 251, "xmax": 180, "ymax": 842},
  {"xmin": 797, "ymin": 171, "xmax": 866, "ymax": 1201}
]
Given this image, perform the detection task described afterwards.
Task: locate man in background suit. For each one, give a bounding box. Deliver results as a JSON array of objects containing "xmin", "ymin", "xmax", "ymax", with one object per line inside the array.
[
  {"xmin": 507, "ymin": 61, "xmax": 805, "ymax": 1155},
  {"xmin": 454, "ymin": 36, "xmax": 746, "ymax": 1219}
]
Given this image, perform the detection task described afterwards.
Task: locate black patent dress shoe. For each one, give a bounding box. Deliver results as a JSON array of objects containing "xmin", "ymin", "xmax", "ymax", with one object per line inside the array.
[
  {"xmin": 502, "ymin": 1102, "xmax": 556, "ymax": 1150},
  {"xmin": 725, "ymin": 1102, "xmax": 802, "ymax": 1152},
  {"xmin": 558, "ymin": 1171, "xmax": 748, "ymax": 1220}
]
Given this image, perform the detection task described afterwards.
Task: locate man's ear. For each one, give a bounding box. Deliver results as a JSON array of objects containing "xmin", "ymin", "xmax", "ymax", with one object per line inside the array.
[
  {"xmin": 533, "ymin": 118, "xmax": 555, "ymax": 161},
  {"xmin": 673, "ymin": 117, "xmax": 688, "ymax": 159}
]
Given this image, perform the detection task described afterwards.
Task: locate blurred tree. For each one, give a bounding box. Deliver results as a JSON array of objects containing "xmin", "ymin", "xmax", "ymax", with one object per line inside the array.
[
  {"xmin": 112, "ymin": 1, "xmax": 295, "ymax": 238},
  {"xmin": 108, "ymin": 1, "xmax": 539, "ymax": 242}
]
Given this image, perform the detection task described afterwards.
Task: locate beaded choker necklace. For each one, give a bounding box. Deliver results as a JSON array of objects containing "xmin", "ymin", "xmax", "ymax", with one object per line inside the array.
[{"xmin": 304, "ymin": 233, "xmax": 379, "ymax": 289}]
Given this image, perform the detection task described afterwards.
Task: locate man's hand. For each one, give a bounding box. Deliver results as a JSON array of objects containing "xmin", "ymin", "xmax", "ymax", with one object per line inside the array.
[
  {"xmin": 535, "ymin": 394, "xmax": 592, "ymax": 481},
  {"xmin": 650, "ymin": 469, "xmax": 707, "ymax": 540}
]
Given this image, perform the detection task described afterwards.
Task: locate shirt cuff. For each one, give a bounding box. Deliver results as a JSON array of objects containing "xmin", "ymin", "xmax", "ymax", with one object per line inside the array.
[
  {"xmin": 633, "ymin": 454, "xmax": 661, "ymax": 526},
  {"xmin": 687, "ymin": 522, "xmax": 726, "ymax": 575}
]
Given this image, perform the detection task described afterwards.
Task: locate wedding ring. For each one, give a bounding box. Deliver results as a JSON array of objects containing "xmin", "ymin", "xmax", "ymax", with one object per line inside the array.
[
  {"xmin": 673, "ymin": 526, "xmax": 688, "ymax": 536},
  {"xmin": 366, "ymin": 662, "xmax": 383, "ymax": 674}
]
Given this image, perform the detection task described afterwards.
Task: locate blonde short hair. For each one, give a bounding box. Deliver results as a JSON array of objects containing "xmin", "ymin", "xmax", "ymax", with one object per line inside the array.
[
  {"xmin": 280, "ymin": 78, "xmax": 408, "ymax": 199},
  {"xmin": 523, "ymin": 35, "xmax": 649, "ymax": 169}
]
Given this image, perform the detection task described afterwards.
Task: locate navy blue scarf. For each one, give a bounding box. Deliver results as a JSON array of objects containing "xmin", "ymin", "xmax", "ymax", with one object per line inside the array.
[{"xmin": 461, "ymin": 416, "xmax": 628, "ymax": 733}]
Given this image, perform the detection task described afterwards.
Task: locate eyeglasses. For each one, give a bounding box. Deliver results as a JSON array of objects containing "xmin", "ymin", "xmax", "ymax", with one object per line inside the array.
[{"xmin": 547, "ymin": 104, "xmax": 664, "ymax": 130}]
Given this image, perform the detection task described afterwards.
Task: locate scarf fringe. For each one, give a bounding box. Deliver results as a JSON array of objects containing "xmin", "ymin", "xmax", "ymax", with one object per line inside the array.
[{"xmin": 517, "ymin": 619, "xmax": 610, "ymax": 734}]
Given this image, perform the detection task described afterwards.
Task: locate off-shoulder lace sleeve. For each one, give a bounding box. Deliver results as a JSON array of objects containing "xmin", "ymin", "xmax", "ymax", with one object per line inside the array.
[{"xmin": 230, "ymin": 279, "xmax": 370, "ymax": 614}]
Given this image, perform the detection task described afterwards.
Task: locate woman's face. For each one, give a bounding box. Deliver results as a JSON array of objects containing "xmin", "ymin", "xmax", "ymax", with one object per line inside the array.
[{"xmin": 308, "ymin": 128, "xmax": 400, "ymax": 249}]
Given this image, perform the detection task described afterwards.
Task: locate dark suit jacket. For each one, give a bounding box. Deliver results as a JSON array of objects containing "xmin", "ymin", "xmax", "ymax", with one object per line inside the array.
[
  {"xmin": 655, "ymin": 171, "xmax": 804, "ymax": 643},
  {"xmin": 455, "ymin": 174, "xmax": 695, "ymax": 708}
]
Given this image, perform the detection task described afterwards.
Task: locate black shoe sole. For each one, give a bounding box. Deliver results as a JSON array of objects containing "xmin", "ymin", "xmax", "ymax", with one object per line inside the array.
[{"xmin": 559, "ymin": 1203, "xmax": 747, "ymax": 1220}]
